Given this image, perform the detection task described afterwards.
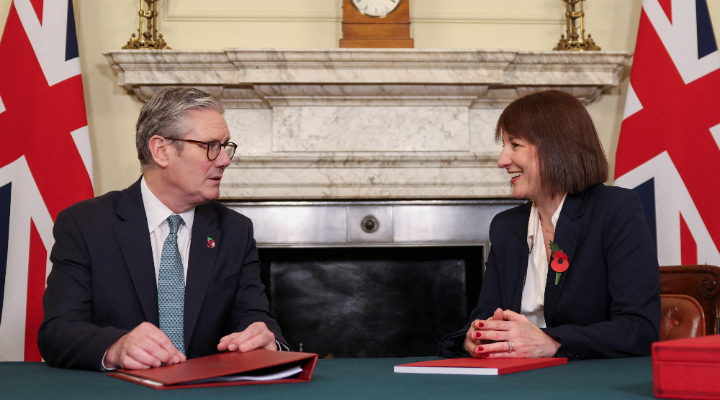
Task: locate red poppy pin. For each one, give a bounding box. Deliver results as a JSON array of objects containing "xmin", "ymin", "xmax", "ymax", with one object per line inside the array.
[
  {"xmin": 549, "ymin": 241, "xmax": 568, "ymax": 285},
  {"xmin": 207, "ymin": 237, "xmax": 216, "ymax": 249}
]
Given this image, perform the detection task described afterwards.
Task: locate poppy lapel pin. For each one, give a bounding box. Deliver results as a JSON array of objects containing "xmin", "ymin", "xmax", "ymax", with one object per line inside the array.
[
  {"xmin": 207, "ymin": 237, "xmax": 216, "ymax": 249},
  {"xmin": 549, "ymin": 240, "xmax": 569, "ymax": 285}
]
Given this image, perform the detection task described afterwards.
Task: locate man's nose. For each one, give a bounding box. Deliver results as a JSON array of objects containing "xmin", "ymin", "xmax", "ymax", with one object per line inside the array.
[{"xmin": 215, "ymin": 146, "xmax": 232, "ymax": 167}]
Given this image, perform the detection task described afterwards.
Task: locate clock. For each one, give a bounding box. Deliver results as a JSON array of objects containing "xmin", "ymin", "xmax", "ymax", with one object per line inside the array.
[
  {"xmin": 350, "ymin": 0, "xmax": 402, "ymax": 18},
  {"xmin": 340, "ymin": 0, "xmax": 414, "ymax": 48}
]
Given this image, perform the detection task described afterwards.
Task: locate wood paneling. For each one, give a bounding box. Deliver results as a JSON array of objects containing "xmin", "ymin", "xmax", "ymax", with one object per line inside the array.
[
  {"xmin": 339, "ymin": 38, "xmax": 414, "ymax": 48},
  {"xmin": 342, "ymin": 23, "xmax": 410, "ymax": 38}
]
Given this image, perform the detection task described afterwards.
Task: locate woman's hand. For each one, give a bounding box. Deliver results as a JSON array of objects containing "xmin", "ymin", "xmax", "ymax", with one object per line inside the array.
[
  {"xmin": 471, "ymin": 309, "xmax": 561, "ymax": 358},
  {"xmin": 463, "ymin": 308, "xmax": 504, "ymax": 357}
]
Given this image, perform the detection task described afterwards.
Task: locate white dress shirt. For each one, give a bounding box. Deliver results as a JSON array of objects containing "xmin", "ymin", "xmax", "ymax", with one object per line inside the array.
[
  {"xmin": 140, "ymin": 178, "xmax": 194, "ymax": 283},
  {"xmin": 521, "ymin": 194, "xmax": 566, "ymax": 328},
  {"xmin": 102, "ymin": 179, "xmax": 194, "ymax": 369}
]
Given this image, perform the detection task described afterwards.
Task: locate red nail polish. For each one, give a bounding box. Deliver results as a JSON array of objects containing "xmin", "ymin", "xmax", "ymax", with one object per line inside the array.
[
  {"xmin": 478, "ymin": 322, "xmax": 484, "ymax": 328},
  {"xmin": 475, "ymin": 332, "xmax": 481, "ymax": 339},
  {"xmin": 477, "ymin": 346, "xmax": 484, "ymax": 352}
]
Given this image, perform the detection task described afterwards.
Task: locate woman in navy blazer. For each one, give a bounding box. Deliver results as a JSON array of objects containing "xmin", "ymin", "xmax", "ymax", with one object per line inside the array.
[{"xmin": 438, "ymin": 90, "xmax": 660, "ymax": 360}]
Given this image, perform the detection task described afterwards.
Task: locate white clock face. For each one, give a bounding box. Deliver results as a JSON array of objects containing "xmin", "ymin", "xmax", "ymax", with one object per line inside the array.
[{"xmin": 350, "ymin": 0, "xmax": 401, "ymax": 18}]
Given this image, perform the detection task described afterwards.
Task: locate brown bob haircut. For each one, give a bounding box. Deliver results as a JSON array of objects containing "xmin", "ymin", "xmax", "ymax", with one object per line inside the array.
[{"xmin": 495, "ymin": 90, "xmax": 608, "ymax": 196}]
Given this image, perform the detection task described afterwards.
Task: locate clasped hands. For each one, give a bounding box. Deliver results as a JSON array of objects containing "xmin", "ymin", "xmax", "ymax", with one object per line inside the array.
[
  {"xmin": 104, "ymin": 321, "xmax": 277, "ymax": 370},
  {"xmin": 464, "ymin": 308, "xmax": 560, "ymax": 358}
]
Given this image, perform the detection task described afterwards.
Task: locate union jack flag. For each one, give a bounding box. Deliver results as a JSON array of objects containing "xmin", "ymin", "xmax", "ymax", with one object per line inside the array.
[
  {"xmin": 0, "ymin": 0, "xmax": 93, "ymax": 361},
  {"xmin": 615, "ymin": 0, "xmax": 720, "ymax": 266}
]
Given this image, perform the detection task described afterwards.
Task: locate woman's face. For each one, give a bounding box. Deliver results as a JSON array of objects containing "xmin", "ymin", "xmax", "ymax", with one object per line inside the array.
[{"xmin": 498, "ymin": 131, "xmax": 542, "ymax": 201}]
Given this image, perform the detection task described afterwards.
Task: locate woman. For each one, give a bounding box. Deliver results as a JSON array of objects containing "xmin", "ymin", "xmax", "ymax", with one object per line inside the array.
[{"xmin": 438, "ymin": 90, "xmax": 660, "ymax": 360}]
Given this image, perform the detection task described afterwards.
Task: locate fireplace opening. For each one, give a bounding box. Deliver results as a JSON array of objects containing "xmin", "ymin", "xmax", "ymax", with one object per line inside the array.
[
  {"xmin": 227, "ymin": 199, "xmax": 523, "ymax": 358},
  {"xmin": 258, "ymin": 246, "xmax": 484, "ymax": 358}
]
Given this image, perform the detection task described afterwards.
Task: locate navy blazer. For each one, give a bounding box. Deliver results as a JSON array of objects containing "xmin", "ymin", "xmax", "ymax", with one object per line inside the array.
[
  {"xmin": 438, "ymin": 184, "xmax": 660, "ymax": 360},
  {"xmin": 38, "ymin": 178, "xmax": 287, "ymax": 370}
]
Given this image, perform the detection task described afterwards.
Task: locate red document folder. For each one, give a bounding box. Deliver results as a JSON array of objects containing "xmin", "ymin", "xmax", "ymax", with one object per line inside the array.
[
  {"xmin": 108, "ymin": 349, "xmax": 318, "ymax": 390},
  {"xmin": 394, "ymin": 357, "xmax": 567, "ymax": 375},
  {"xmin": 653, "ymin": 335, "xmax": 720, "ymax": 399}
]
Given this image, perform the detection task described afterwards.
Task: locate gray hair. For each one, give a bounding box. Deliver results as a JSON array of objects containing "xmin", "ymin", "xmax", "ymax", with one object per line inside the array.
[{"xmin": 136, "ymin": 87, "xmax": 225, "ymax": 167}]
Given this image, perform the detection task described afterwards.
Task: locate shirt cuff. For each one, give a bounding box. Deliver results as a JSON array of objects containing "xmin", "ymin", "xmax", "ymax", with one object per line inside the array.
[
  {"xmin": 275, "ymin": 340, "xmax": 290, "ymax": 351},
  {"xmin": 100, "ymin": 349, "xmax": 116, "ymax": 371}
]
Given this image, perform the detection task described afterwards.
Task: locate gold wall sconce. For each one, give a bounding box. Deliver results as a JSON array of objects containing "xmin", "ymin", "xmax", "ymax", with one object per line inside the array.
[
  {"xmin": 554, "ymin": 0, "xmax": 601, "ymax": 51},
  {"xmin": 122, "ymin": 0, "xmax": 171, "ymax": 50}
]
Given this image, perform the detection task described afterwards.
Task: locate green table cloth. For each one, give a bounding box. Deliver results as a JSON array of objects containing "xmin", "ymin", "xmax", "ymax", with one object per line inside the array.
[{"xmin": 0, "ymin": 356, "xmax": 663, "ymax": 399}]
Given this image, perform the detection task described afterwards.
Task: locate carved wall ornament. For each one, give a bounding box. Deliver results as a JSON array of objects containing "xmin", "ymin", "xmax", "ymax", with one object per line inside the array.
[
  {"xmin": 554, "ymin": 0, "xmax": 601, "ymax": 51},
  {"xmin": 122, "ymin": 0, "xmax": 171, "ymax": 50},
  {"xmin": 700, "ymin": 274, "xmax": 719, "ymax": 298}
]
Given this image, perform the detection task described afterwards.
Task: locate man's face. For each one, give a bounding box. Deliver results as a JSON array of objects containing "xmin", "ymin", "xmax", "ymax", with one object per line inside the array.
[{"xmin": 164, "ymin": 109, "xmax": 232, "ymax": 210}]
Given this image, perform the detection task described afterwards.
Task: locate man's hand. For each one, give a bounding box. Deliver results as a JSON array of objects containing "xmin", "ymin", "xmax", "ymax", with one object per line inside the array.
[
  {"xmin": 464, "ymin": 308, "xmax": 504, "ymax": 357},
  {"xmin": 217, "ymin": 322, "xmax": 277, "ymax": 353},
  {"xmin": 472, "ymin": 309, "xmax": 561, "ymax": 358},
  {"xmin": 104, "ymin": 322, "xmax": 186, "ymax": 370}
]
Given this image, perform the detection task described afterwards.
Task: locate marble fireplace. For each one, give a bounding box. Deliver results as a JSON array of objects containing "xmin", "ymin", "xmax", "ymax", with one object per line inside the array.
[{"xmin": 106, "ymin": 48, "xmax": 630, "ymax": 357}]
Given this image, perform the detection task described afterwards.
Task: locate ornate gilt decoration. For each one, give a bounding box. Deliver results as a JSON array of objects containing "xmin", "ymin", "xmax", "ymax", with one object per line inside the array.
[
  {"xmin": 122, "ymin": 0, "xmax": 171, "ymax": 50},
  {"xmin": 554, "ymin": 0, "xmax": 601, "ymax": 51}
]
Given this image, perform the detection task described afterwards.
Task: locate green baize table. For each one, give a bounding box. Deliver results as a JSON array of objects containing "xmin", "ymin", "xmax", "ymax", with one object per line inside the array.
[{"xmin": 0, "ymin": 356, "xmax": 668, "ymax": 400}]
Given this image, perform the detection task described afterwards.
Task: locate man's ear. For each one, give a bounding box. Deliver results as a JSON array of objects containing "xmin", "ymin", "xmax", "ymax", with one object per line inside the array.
[{"xmin": 148, "ymin": 135, "xmax": 171, "ymax": 168}]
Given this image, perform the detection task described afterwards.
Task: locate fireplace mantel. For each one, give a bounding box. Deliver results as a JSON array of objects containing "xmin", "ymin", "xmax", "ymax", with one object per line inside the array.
[{"xmin": 105, "ymin": 48, "xmax": 631, "ymax": 199}]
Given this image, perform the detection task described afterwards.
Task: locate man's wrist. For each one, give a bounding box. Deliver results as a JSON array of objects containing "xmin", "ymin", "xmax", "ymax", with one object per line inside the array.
[
  {"xmin": 103, "ymin": 334, "xmax": 126, "ymax": 370},
  {"xmin": 101, "ymin": 349, "xmax": 116, "ymax": 371}
]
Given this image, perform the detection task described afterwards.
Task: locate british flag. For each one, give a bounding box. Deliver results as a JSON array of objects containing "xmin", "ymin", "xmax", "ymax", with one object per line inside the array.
[
  {"xmin": 0, "ymin": 0, "xmax": 93, "ymax": 361},
  {"xmin": 615, "ymin": 0, "xmax": 720, "ymax": 266}
]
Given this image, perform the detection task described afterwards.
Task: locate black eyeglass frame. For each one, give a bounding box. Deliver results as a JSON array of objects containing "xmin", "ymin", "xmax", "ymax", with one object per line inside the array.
[{"xmin": 162, "ymin": 137, "xmax": 237, "ymax": 161}]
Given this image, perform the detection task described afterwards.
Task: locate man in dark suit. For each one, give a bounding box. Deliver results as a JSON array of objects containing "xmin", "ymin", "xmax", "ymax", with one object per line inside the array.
[{"xmin": 38, "ymin": 87, "xmax": 288, "ymax": 371}]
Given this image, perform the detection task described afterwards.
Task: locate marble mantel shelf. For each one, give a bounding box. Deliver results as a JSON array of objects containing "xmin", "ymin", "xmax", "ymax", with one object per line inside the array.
[
  {"xmin": 105, "ymin": 48, "xmax": 631, "ymax": 199},
  {"xmin": 105, "ymin": 48, "xmax": 630, "ymax": 108}
]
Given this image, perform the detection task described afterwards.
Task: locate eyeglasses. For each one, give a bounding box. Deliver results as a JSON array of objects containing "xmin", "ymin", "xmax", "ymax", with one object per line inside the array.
[{"xmin": 162, "ymin": 137, "xmax": 237, "ymax": 161}]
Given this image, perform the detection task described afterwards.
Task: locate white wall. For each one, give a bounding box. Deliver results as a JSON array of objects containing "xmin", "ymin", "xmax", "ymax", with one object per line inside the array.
[{"xmin": 1, "ymin": 0, "xmax": 719, "ymax": 195}]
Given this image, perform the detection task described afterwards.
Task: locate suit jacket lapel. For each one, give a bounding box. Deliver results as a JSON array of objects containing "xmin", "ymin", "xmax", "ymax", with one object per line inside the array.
[
  {"xmin": 544, "ymin": 191, "xmax": 587, "ymax": 325},
  {"xmin": 184, "ymin": 204, "xmax": 220, "ymax": 348},
  {"xmin": 509, "ymin": 203, "xmax": 531, "ymax": 313},
  {"xmin": 113, "ymin": 179, "xmax": 159, "ymax": 325}
]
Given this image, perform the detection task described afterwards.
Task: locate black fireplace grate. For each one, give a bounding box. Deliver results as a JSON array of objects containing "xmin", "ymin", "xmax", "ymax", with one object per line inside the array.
[{"xmin": 258, "ymin": 246, "xmax": 483, "ymax": 358}]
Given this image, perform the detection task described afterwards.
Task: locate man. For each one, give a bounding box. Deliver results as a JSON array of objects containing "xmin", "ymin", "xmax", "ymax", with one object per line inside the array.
[{"xmin": 38, "ymin": 87, "xmax": 289, "ymax": 371}]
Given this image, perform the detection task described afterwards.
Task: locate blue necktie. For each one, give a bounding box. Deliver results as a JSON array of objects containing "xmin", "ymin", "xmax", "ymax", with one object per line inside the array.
[{"xmin": 158, "ymin": 215, "xmax": 185, "ymax": 354}]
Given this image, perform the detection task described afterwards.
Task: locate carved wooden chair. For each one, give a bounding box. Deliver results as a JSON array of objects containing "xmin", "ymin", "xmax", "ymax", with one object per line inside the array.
[{"xmin": 659, "ymin": 265, "xmax": 720, "ymax": 341}]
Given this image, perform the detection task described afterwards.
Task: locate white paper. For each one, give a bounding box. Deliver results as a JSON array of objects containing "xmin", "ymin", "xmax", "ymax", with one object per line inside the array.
[{"xmin": 184, "ymin": 365, "xmax": 304, "ymax": 385}]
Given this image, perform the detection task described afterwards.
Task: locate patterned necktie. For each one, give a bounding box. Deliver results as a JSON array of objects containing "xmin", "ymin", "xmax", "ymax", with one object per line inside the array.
[{"xmin": 158, "ymin": 214, "xmax": 185, "ymax": 354}]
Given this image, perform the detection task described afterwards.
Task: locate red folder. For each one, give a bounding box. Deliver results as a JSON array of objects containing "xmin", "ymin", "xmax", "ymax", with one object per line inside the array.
[
  {"xmin": 653, "ymin": 335, "xmax": 720, "ymax": 399},
  {"xmin": 394, "ymin": 357, "xmax": 567, "ymax": 375},
  {"xmin": 108, "ymin": 349, "xmax": 318, "ymax": 390}
]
